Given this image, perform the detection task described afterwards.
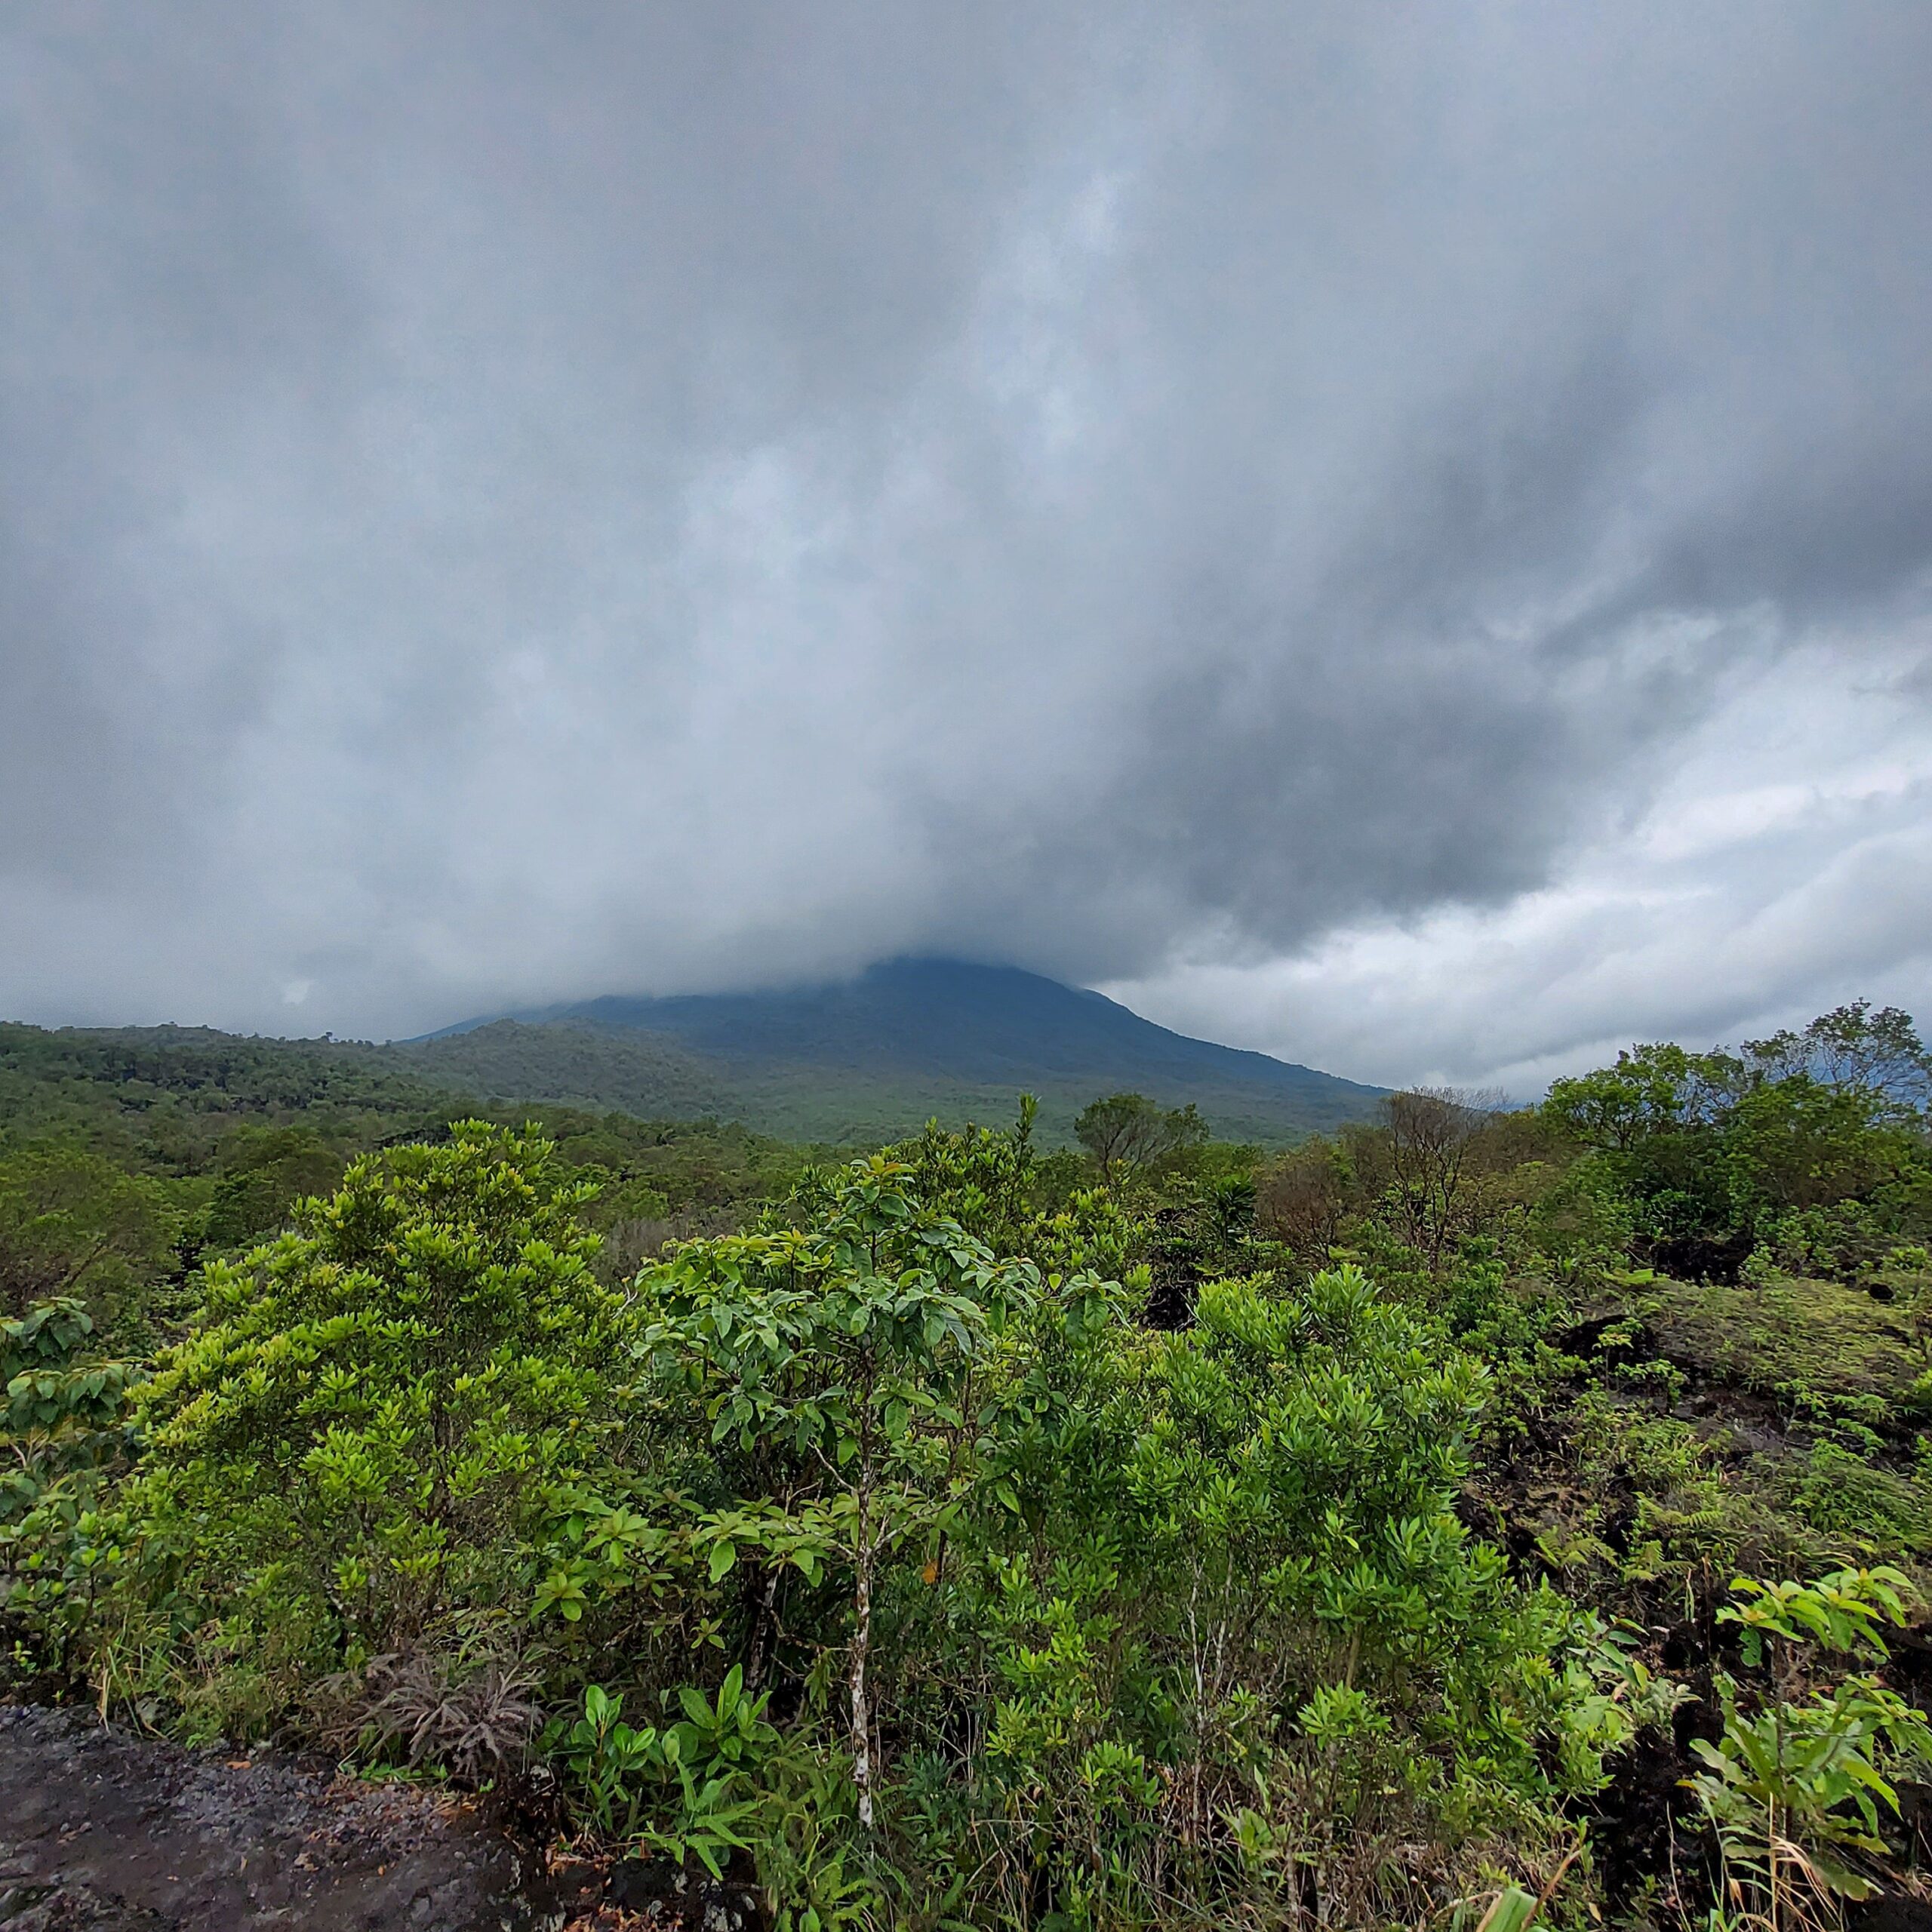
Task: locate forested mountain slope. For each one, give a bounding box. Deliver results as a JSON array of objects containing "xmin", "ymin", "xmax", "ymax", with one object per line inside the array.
[{"xmin": 421, "ymin": 957, "xmax": 1385, "ymax": 1144}]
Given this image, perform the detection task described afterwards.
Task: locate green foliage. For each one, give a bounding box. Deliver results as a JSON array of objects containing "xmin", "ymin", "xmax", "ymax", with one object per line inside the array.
[
  {"xmin": 751, "ymin": 1755, "xmax": 881, "ymax": 1932},
  {"xmin": 669, "ymin": 1663, "xmax": 782, "ymax": 1783},
  {"xmin": 1786, "ymin": 1443, "xmax": 1932, "ymax": 1559},
  {"xmin": 546, "ymin": 1672, "xmax": 774, "ymax": 1882},
  {"xmin": 0, "ymin": 1143, "xmax": 182, "ymax": 1331},
  {"xmin": 6, "ymin": 1000, "xmax": 1932, "ymax": 1927},
  {"xmin": 634, "ymin": 1761, "xmax": 761, "ymax": 1887},
  {"xmin": 633, "ymin": 1155, "xmax": 1041, "ymax": 1826},
  {"xmin": 0, "ymin": 1023, "xmax": 820, "ymax": 1297},
  {"xmin": 198, "ymin": 1125, "xmax": 344, "ymax": 1254},
  {"xmin": 1562, "ymin": 1390, "xmax": 1742, "ymax": 1585},
  {"xmin": 884, "ymin": 1255, "xmax": 1627, "ymax": 1921},
  {"xmin": 1073, "ymin": 1091, "xmax": 1209, "ymax": 1192},
  {"xmin": 0, "ymin": 1297, "xmax": 145, "ymax": 1682},
  {"xmin": 549, "ymin": 1683, "xmax": 668, "ymax": 1839},
  {"xmin": 392, "ymin": 1018, "xmax": 742, "ymax": 1128},
  {"xmin": 97, "ymin": 1122, "xmax": 632, "ymax": 1735},
  {"xmin": 1743, "ymin": 1002, "xmax": 1932, "ymax": 1111},
  {"xmin": 0, "ymin": 1022, "xmax": 467, "ymax": 1178},
  {"xmin": 888, "ymin": 1095, "xmax": 1049, "ymax": 1256},
  {"xmin": 1689, "ymin": 1568, "xmax": 1932, "ymax": 1912},
  {"xmin": 1719, "ymin": 1566, "xmax": 1915, "ymax": 1660},
  {"xmin": 1474, "ymin": 1887, "xmax": 1543, "ymax": 1932},
  {"xmin": 2, "ymin": 1300, "xmax": 139, "ymax": 1444},
  {"xmin": 1543, "ymin": 1008, "xmax": 1932, "ymax": 1272},
  {"xmin": 520, "ymin": 1119, "xmax": 1632, "ymax": 1923}
]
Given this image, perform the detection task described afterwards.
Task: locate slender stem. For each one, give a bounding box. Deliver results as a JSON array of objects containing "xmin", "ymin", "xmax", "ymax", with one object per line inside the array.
[{"xmin": 851, "ymin": 1471, "xmax": 875, "ymax": 1829}]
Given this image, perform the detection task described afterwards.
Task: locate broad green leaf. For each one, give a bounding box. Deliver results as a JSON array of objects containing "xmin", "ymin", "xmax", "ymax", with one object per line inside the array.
[{"xmin": 1475, "ymin": 1885, "xmax": 1540, "ymax": 1932}]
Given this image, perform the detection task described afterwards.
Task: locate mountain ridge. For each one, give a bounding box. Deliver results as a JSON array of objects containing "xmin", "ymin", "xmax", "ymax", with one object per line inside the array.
[{"xmin": 406, "ymin": 958, "xmax": 1386, "ymax": 1145}]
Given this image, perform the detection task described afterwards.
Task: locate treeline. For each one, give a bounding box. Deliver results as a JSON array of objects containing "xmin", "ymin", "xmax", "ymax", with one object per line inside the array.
[
  {"xmin": 2, "ymin": 1008, "xmax": 1930, "ymax": 1928},
  {"xmin": 1263, "ymin": 1002, "xmax": 1932, "ymax": 1287},
  {"xmin": 0, "ymin": 1020, "xmax": 822, "ymax": 1339}
]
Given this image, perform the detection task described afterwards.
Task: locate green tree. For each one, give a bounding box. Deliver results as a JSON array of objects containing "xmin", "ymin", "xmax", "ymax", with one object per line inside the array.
[
  {"xmin": 1544, "ymin": 1041, "xmax": 1743, "ymax": 1156},
  {"xmin": 1743, "ymin": 1001, "xmax": 1932, "ymax": 1110},
  {"xmin": 0, "ymin": 1144, "xmax": 180, "ymax": 1329},
  {"xmin": 108, "ymin": 1121, "xmax": 629, "ymax": 1732},
  {"xmin": 198, "ymin": 1124, "xmax": 344, "ymax": 1253},
  {"xmin": 1074, "ymin": 1092, "xmax": 1209, "ymax": 1192},
  {"xmin": 1546, "ymin": 1011, "xmax": 1932, "ymax": 1275},
  {"xmin": 1720, "ymin": 1077, "xmax": 1906, "ymax": 1226},
  {"xmin": 1, "ymin": 1297, "xmax": 143, "ymax": 1680},
  {"xmin": 634, "ymin": 1155, "xmax": 1040, "ymax": 1826}
]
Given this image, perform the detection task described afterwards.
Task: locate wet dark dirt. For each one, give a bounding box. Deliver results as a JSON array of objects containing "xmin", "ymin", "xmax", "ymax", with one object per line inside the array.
[{"xmin": 0, "ymin": 1704, "xmax": 563, "ymax": 1930}]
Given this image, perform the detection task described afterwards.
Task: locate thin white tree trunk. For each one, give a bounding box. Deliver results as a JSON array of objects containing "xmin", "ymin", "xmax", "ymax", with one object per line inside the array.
[{"xmin": 851, "ymin": 1487, "xmax": 875, "ymax": 1829}]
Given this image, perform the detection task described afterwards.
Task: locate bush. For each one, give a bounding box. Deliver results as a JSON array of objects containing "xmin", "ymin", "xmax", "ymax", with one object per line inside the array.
[
  {"xmin": 907, "ymin": 1263, "xmax": 1635, "ymax": 1922},
  {"xmin": 550, "ymin": 1131, "xmax": 1638, "ymax": 1924},
  {"xmin": 1690, "ymin": 1568, "xmax": 1932, "ymax": 1911},
  {"xmin": 0, "ymin": 1297, "xmax": 143, "ymax": 1684},
  {"xmin": 97, "ymin": 1122, "xmax": 632, "ymax": 1738}
]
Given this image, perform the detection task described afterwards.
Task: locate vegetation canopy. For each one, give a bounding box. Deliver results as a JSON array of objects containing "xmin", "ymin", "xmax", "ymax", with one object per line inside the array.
[{"xmin": 2, "ymin": 998, "xmax": 1929, "ymax": 1930}]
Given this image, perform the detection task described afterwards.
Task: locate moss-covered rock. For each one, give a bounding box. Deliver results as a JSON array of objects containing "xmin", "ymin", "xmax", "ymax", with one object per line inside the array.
[{"xmin": 1646, "ymin": 1274, "xmax": 1927, "ymax": 1409}]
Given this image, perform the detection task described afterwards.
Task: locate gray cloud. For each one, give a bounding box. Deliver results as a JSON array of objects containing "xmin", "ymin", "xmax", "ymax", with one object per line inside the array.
[{"xmin": 3, "ymin": 2, "xmax": 1931, "ymax": 1064}]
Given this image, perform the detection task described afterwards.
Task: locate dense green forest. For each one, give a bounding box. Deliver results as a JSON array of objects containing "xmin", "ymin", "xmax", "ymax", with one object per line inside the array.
[
  {"xmin": 3, "ymin": 1004, "xmax": 1930, "ymax": 1930},
  {"xmin": 0, "ymin": 1021, "xmax": 821, "ymax": 1330}
]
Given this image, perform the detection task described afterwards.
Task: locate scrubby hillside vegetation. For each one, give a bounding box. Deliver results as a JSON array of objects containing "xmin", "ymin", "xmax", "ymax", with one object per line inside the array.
[{"xmin": 4, "ymin": 1003, "xmax": 1930, "ymax": 1930}]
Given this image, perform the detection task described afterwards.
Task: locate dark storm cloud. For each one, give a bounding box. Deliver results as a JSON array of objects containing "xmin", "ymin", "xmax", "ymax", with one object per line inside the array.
[{"xmin": 3, "ymin": 2, "xmax": 1930, "ymax": 1044}]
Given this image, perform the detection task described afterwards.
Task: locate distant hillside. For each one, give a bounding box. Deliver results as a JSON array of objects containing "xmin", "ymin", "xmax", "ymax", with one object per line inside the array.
[
  {"xmin": 386, "ymin": 1019, "xmax": 738, "ymax": 1123},
  {"xmin": 0, "ymin": 1021, "xmax": 468, "ymax": 1168},
  {"xmin": 418, "ymin": 959, "xmax": 1386, "ymax": 1145}
]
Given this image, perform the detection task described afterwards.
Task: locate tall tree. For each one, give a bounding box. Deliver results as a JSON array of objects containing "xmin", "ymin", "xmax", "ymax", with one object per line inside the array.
[
  {"xmin": 634, "ymin": 1157, "xmax": 1038, "ymax": 1826},
  {"xmin": 1074, "ymin": 1093, "xmax": 1208, "ymax": 1191}
]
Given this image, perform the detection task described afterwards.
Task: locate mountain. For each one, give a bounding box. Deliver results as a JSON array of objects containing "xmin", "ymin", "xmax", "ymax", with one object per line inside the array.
[{"xmin": 406, "ymin": 958, "xmax": 1386, "ymax": 1146}]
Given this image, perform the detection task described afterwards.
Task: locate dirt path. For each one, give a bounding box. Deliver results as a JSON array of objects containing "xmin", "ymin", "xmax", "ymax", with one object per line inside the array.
[{"xmin": 0, "ymin": 1705, "xmax": 562, "ymax": 1930}]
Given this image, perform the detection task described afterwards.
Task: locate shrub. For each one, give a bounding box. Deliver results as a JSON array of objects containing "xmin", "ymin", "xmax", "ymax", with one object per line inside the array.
[
  {"xmin": 98, "ymin": 1122, "xmax": 631, "ymax": 1737},
  {"xmin": 0, "ymin": 1297, "xmax": 143, "ymax": 1684},
  {"xmin": 1690, "ymin": 1568, "xmax": 1932, "ymax": 1913},
  {"xmin": 893, "ymin": 1262, "xmax": 1635, "ymax": 1923},
  {"xmin": 630, "ymin": 1155, "xmax": 1042, "ymax": 1828}
]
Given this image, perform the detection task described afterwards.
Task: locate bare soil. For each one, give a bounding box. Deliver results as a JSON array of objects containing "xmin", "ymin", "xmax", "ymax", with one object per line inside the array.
[{"xmin": 0, "ymin": 1704, "xmax": 563, "ymax": 1930}]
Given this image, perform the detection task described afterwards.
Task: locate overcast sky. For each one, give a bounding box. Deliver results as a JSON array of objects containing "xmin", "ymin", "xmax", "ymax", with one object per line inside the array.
[{"xmin": 4, "ymin": 4, "xmax": 1930, "ymax": 1088}]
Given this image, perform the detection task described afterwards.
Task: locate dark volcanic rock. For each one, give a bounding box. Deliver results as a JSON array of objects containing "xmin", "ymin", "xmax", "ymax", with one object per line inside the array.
[
  {"xmin": 1849, "ymin": 1897, "xmax": 1932, "ymax": 1932},
  {"xmin": 0, "ymin": 1705, "xmax": 557, "ymax": 1930}
]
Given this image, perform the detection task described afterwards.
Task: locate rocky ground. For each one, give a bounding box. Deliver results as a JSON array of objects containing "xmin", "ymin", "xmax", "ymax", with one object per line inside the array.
[
  {"xmin": 0, "ymin": 1704, "xmax": 565, "ymax": 1930},
  {"xmin": 0, "ymin": 1705, "xmax": 768, "ymax": 1931}
]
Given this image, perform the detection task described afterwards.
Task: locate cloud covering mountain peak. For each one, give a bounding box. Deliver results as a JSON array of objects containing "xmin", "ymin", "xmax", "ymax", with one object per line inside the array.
[{"xmin": 4, "ymin": 4, "xmax": 1930, "ymax": 1084}]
